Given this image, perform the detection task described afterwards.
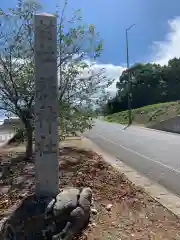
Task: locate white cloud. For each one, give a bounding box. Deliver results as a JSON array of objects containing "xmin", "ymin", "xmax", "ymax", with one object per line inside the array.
[
  {"xmin": 78, "ymin": 59, "xmax": 125, "ymax": 95},
  {"xmin": 78, "ymin": 15, "xmax": 180, "ymax": 98},
  {"xmin": 100, "ymin": 64, "xmax": 125, "ymax": 94},
  {"xmin": 64, "ymin": 58, "xmax": 125, "ymax": 94},
  {"xmin": 90, "ymin": 62, "xmax": 125, "ymax": 95},
  {"xmin": 152, "ymin": 16, "xmax": 180, "ymax": 65}
]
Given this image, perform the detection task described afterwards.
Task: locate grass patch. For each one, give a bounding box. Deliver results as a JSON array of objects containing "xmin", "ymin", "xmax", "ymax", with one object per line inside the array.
[{"xmin": 105, "ymin": 101, "xmax": 180, "ymax": 126}]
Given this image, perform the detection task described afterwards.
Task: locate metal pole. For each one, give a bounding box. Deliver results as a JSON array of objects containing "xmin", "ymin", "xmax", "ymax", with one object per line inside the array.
[{"xmin": 126, "ymin": 24, "xmax": 135, "ymax": 126}]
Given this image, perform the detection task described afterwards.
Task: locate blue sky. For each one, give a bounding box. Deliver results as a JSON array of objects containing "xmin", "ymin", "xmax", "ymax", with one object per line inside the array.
[
  {"xmin": 3, "ymin": 0, "xmax": 180, "ymax": 89},
  {"xmin": 3, "ymin": 0, "xmax": 180, "ymax": 65},
  {"xmin": 1, "ymin": 0, "xmax": 180, "ymax": 118}
]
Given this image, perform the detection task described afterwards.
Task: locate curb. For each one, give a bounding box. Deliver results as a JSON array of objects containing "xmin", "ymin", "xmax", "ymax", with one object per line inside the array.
[
  {"xmin": 81, "ymin": 136, "xmax": 180, "ymax": 218},
  {"xmin": 138, "ymin": 125, "xmax": 180, "ymax": 136}
]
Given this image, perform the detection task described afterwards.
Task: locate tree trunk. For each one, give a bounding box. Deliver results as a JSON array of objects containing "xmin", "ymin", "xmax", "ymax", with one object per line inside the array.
[{"xmin": 25, "ymin": 123, "xmax": 33, "ymax": 159}]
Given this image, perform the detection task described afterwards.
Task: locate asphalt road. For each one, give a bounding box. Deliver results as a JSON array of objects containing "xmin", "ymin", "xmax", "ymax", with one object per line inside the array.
[{"xmin": 84, "ymin": 119, "xmax": 180, "ymax": 196}]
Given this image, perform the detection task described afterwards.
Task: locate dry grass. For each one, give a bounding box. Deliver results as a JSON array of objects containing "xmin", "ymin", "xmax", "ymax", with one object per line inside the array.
[{"xmin": 1, "ymin": 144, "xmax": 180, "ymax": 239}]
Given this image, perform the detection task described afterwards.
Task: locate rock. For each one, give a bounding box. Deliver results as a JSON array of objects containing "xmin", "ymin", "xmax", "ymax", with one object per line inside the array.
[
  {"xmin": 53, "ymin": 188, "xmax": 80, "ymax": 217},
  {"xmin": 91, "ymin": 198, "xmax": 94, "ymax": 207},
  {"xmin": 101, "ymin": 203, "xmax": 106, "ymax": 208},
  {"xmin": 51, "ymin": 187, "xmax": 92, "ymax": 240},
  {"xmin": 68, "ymin": 157, "xmax": 79, "ymax": 164},
  {"xmin": 52, "ymin": 222, "xmax": 72, "ymax": 240},
  {"xmin": 70, "ymin": 206, "xmax": 85, "ymax": 222},
  {"xmin": 52, "ymin": 207, "xmax": 86, "ymax": 240},
  {"xmin": 106, "ymin": 204, "xmax": 113, "ymax": 211},
  {"xmin": 78, "ymin": 188, "xmax": 92, "ymax": 229},
  {"xmin": 91, "ymin": 222, "xmax": 96, "ymax": 227},
  {"xmin": 45, "ymin": 198, "xmax": 56, "ymax": 219},
  {"xmin": 70, "ymin": 206, "xmax": 86, "ymax": 232},
  {"xmin": 78, "ymin": 188, "xmax": 92, "ymax": 212},
  {"xmin": 91, "ymin": 208, "xmax": 98, "ymax": 215}
]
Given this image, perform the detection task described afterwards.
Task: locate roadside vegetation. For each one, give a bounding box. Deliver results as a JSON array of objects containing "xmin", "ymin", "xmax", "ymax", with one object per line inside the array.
[
  {"xmin": 102, "ymin": 60, "xmax": 180, "ymax": 123},
  {"xmin": 105, "ymin": 101, "xmax": 180, "ymax": 126}
]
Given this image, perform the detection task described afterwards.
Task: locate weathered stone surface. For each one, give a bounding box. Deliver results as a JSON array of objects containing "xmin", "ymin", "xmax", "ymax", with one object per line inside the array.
[
  {"xmin": 70, "ymin": 206, "xmax": 85, "ymax": 223},
  {"xmin": 52, "ymin": 207, "xmax": 85, "ymax": 240},
  {"xmin": 70, "ymin": 206, "xmax": 86, "ymax": 232},
  {"xmin": 34, "ymin": 13, "xmax": 59, "ymax": 197},
  {"xmin": 53, "ymin": 188, "xmax": 80, "ymax": 217},
  {"xmin": 50, "ymin": 188, "xmax": 92, "ymax": 239},
  {"xmin": 79, "ymin": 187, "xmax": 92, "ymax": 212},
  {"xmin": 45, "ymin": 198, "xmax": 56, "ymax": 219}
]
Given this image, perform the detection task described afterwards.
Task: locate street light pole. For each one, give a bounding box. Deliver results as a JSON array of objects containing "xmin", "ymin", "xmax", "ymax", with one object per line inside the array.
[{"xmin": 126, "ymin": 24, "xmax": 135, "ymax": 126}]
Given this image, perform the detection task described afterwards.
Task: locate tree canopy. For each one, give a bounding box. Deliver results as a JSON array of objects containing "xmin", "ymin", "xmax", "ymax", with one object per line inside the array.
[
  {"xmin": 0, "ymin": 0, "xmax": 113, "ymax": 158},
  {"xmin": 104, "ymin": 58, "xmax": 180, "ymax": 115}
]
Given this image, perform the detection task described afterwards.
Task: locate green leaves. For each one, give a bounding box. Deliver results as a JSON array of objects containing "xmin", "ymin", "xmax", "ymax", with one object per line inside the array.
[
  {"xmin": 59, "ymin": 99, "xmax": 95, "ymax": 140},
  {"xmin": 104, "ymin": 58, "xmax": 180, "ymax": 115},
  {"xmin": 0, "ymin": 0, "xmax": 112, "ymax": 141}
]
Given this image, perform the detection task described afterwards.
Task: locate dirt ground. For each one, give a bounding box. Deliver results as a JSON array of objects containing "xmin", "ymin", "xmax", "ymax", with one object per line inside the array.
[{"xmin": 1, "ymin": 142, "xmax": 180, "ymax": 239}]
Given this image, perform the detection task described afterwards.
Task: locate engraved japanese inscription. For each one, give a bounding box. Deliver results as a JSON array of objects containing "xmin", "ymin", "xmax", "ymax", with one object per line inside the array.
[{"xmin": 34, "ymin": 13, "xmax": 59, "ymax": 197}]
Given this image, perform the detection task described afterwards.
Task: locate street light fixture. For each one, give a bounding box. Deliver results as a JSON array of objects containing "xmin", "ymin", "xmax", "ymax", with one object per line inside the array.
[{"xmin": 126, "ymin": 24, "xmax": 135, "ymax": 126}]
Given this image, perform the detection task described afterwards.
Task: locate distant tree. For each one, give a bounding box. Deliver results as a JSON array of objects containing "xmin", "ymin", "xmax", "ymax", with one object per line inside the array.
[
  {"xmin": 104, "ymin": 58, "xmax": 180, "ymax": 115},
  {"xmin": 160, "ymin": 58, "xmax": 180, "ymax": 101}
]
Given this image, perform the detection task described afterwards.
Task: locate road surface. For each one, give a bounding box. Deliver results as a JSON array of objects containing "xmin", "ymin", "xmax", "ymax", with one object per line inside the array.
[{"xmin": 84, "ymin": 120, "xmax": 180, "ymax": 196}]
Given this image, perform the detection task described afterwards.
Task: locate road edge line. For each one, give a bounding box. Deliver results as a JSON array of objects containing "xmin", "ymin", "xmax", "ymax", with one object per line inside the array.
[{"xmin": 81, "ymin": 136, "xmax": 180, "ymax": 218}]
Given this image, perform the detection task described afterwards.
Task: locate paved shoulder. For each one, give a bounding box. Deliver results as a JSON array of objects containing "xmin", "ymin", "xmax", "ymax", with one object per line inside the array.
[
  {"xmin": 85, "ymin": 120, "xmax": 180, "ymax": 196},
  {"xmin": 82, "ymin": 136, "xmax": 180, "ymax": 219}
]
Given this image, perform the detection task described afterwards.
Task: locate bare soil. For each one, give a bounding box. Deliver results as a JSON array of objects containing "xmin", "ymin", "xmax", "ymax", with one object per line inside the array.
[{"xmin": 0, "ymin": 143, "xmax": 180, "ymax": 239}]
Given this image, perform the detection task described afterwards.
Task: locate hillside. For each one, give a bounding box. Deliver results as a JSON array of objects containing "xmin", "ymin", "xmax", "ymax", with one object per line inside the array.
[{"xmin": 105, "ymin": 101, "xmax": 180, "ymax": 127}]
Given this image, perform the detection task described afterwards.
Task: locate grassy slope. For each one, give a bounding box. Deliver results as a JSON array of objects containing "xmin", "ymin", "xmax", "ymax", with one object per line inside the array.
[{"xmin": 105, "ymin": 101, "xmax": 180, "ymax": 127}]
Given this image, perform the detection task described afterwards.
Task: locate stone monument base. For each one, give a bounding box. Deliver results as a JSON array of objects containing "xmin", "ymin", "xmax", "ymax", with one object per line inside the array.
[{"xmin": 0, "ymin": 187, "xmax": 92, "ymax": 240}]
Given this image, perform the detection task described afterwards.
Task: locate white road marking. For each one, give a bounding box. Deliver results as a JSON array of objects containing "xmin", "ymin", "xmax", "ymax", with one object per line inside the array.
[{"xmin": 95, "ymin": 133, "xmax": 180, "ymax": 174}]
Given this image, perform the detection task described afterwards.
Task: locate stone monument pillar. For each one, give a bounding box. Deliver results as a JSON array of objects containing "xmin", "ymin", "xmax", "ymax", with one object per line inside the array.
[{"xmin": 34, "ymin": 13, "xmax": 59, "ymax": 197}]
